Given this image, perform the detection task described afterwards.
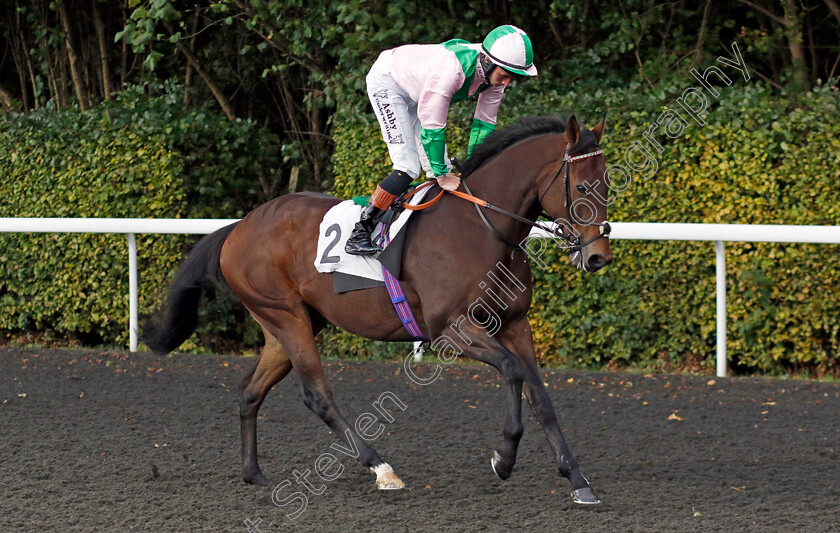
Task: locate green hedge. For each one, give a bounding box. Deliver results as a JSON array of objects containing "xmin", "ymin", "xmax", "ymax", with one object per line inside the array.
[
  {"xmin": 331, "ymin": 80, "xmax": 840, "ymax": 375},
  {"xmin": 3, "ymin": 76, "xmax": 838, "ymax": 375},
  {"xmin": 0, "ymin": 84, "xmax": 274, "ymax": 347}
]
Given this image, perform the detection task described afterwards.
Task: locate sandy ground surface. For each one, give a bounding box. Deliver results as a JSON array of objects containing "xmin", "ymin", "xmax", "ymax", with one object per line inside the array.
[{"xmin": 1, "ymin": 346, "xmax": 838, "ymax": 532}]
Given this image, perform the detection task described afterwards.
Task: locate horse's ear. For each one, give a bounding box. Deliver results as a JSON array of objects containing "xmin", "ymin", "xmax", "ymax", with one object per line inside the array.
[
  {"xmin": 592, "ymin": 113, "xmax": 607, "ymax": 143},
  {"xmin": 566, "ymin": 115, "xmax": 581, "ymax": 145}
]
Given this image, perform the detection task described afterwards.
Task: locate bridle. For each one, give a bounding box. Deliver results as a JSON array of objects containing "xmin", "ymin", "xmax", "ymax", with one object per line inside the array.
[{"xmin": 536, "ymin": 148, "xmax": 612, "ymax": 251}]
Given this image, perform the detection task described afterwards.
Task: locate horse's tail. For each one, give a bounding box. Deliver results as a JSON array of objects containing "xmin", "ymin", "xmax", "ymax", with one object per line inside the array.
[{"xmin": 141, "ymin": 222, "xmax": 239, "ymax": 355}]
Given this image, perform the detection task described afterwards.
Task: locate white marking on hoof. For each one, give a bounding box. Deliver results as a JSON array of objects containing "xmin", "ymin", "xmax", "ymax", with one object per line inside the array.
[{"xmin": 371, "ymin": 463, "xmax": 405, "ymax": 490}]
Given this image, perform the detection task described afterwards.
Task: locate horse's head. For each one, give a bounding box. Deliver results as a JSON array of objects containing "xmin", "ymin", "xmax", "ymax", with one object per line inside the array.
[{"xmin": 537, "ymin": 115, "xmax": 613, "ymax": 272}]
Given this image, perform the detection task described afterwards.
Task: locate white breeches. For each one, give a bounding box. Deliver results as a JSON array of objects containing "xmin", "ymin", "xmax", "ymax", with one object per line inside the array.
[{"xmin": 366, "ymin": 51, "xmax": 450, "ymax": 179}]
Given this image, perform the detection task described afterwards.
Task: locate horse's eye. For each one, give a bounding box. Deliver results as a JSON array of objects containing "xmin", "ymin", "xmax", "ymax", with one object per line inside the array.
[{"xmin": 576, "ymin": 185, "xmax": 588, "ymax": 194}]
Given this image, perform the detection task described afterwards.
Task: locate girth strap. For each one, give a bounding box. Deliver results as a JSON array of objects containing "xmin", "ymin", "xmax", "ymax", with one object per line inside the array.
[{"xmin": 380, "ymin": 233, "xmax": 428, "ymax": 341}]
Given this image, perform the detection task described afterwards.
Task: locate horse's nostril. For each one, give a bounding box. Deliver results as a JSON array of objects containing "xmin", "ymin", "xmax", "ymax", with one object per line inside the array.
[{"xmin": 588, "ymin": 255, "xmax": 606, "ymax": 270}]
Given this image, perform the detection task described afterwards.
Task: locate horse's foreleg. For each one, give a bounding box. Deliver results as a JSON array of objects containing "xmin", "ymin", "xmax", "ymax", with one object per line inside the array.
[
  {"xmin": 240, "ymin": 329, "xmax": 293, "ymax": 486},
  {"xmin": 458, "ymin": 332, "xmax": 526, "ymax": 480},
  {"xmin": 492, "ymin": 370, "xmax": 524, "ymax": 481},
  {"xmin": 510, "ymin": 326, "xmax": 601, "ymax": 505},
  {"xmin": 523, "ymin": 374, "xmax": 599, "ymax": 504}
]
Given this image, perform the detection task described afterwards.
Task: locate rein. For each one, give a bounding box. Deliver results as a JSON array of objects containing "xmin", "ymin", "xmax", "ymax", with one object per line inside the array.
[
  {"xmin": 401, "ymin": 174, "xmax": 546, "ymax": 249},
  {"xmin": 459, "ymin": 180, "xmax": 552, "ymax": 249},
  {"xmin": 403, "ymin": 182, "xmax": 443, "ymax": 210},
  {"xmin": 399, "ymin": 148, "xmax": 611, "ymax": 253}
]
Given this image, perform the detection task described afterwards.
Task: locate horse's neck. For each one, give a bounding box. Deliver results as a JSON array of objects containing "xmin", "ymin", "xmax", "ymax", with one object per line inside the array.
[{"xmin": 464, "ymin": 134, "xmax": 562, "ymax": 226}]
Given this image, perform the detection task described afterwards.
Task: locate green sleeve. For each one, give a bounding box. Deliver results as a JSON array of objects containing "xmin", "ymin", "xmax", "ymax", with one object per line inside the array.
[
  {"xmin": 467, "ymin": 118, "xmax": 495, "ymax": 157},
  {"xmin": 420, "ymin": 126, "xmax": 448, "ymax": 176}
]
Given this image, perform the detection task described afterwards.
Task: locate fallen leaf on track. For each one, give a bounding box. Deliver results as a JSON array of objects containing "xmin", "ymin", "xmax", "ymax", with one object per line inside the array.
[{"xmin": 668, "ymin": 412, "xmax": 684, "ymax": 421}]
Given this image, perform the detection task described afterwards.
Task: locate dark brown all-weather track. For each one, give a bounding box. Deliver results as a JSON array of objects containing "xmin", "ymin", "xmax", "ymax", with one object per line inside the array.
[{"xmin": 1, "ymin": 347, "xmax": 838, "ymax": 532}]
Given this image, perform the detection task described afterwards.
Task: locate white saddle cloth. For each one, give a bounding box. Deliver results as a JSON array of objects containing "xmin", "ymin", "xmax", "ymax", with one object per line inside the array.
[{"xmin": 314, "ymin": 185, "xmax": 433, "ymax": 281}]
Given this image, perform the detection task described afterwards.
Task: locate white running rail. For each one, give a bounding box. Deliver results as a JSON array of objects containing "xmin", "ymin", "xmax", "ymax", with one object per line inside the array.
[
  {"xmin": 526, "ymin": 222, "xmax": 840, "ymax": 377},
  {"xmin": 2, "ymin": 218, "xmax": 839, "ymax": 377},
  {"xmin": 0, "ymin": 218, "xmax": 237, "ymax": 352}
]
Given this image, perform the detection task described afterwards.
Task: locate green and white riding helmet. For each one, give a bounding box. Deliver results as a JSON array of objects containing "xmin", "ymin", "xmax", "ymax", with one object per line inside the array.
[{"xmin": 481, "ymin": 25, "xmax": 538, "ymax": 77}]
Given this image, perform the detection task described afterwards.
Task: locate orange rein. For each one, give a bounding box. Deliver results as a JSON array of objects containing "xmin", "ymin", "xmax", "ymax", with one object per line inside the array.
[
  {"xmin": 402, "ymin": 181, "xmax": 488, "ymax": 211},
  {"xmin": 402, "ymin": 181, "xmax": 443, "ymax": 210}
]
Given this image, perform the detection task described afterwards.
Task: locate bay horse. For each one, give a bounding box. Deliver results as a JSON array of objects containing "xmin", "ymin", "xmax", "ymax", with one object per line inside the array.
[{"xmin": 143, "ymin": 114, "xmax": 613, "ymax": 505}]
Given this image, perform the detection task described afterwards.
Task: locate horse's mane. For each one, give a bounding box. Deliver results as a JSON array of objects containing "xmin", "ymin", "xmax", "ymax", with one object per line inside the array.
[{"xmin": 461, "ymin": 115, "xmax": 597, "ymax": 177}]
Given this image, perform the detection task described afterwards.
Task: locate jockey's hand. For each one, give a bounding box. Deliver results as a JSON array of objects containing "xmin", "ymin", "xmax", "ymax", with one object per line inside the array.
[{"xmin": 435, "ymin": 172, "xmax": 461, "ymax": 191}]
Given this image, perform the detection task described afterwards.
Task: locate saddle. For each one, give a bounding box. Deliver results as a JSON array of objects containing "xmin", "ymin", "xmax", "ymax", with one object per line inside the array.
[{"xmin": 314, "ymin": 183, "xmax": 434, "ymax": 292}]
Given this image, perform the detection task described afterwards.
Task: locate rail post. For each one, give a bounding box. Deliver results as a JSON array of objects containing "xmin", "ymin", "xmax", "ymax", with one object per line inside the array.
[
  {"xmin": 128, "ymin": 233, "xmax": 138, "ymax": 352},
  {"xmin": 715, "ymin": 240, "xmax": 726, "ymax": 377}
]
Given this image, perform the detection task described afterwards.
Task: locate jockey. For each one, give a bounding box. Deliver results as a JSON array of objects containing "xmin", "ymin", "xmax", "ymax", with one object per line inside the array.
[{"xmin": 345, "ymin": 24, "xmax": 538, "ymax": 256}]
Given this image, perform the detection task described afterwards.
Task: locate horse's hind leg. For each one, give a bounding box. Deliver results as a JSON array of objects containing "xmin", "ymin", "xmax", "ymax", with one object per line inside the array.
[
  {"xmin": 297, "ymin": 373, "xmax": 405, "ymax": 490},
  {"xmin": 266, "ymin": 310, "xmax": 405, "ymax": 490},
  {"xmin": 240, "ymin": 328, "xmax": 293, "ymax": 485}
]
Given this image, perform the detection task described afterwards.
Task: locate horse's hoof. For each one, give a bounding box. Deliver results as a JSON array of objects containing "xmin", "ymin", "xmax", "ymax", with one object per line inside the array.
[
  {"xmin": 490, "ymin": 450, "xmax": 513, "ymax": 480},
  {"xmin": 570, "ymin": 486, "xmax": 601, "ymax": 505},
  {"xmin": 242, "ymin": 469, "xmax": 274, "ymax": 487},
  {"xmin": 376, "ymin": 478, "xmax": 405, "ymax": 490},
  {"xmin": 371, "ymin": 463, "xmax": 405, "ymax": 490}
]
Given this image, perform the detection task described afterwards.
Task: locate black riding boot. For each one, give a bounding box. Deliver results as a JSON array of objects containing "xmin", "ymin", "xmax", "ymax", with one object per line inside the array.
[{"xmin": 345, "ymin": 203, "xmax": 387, "ymax": 256}]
